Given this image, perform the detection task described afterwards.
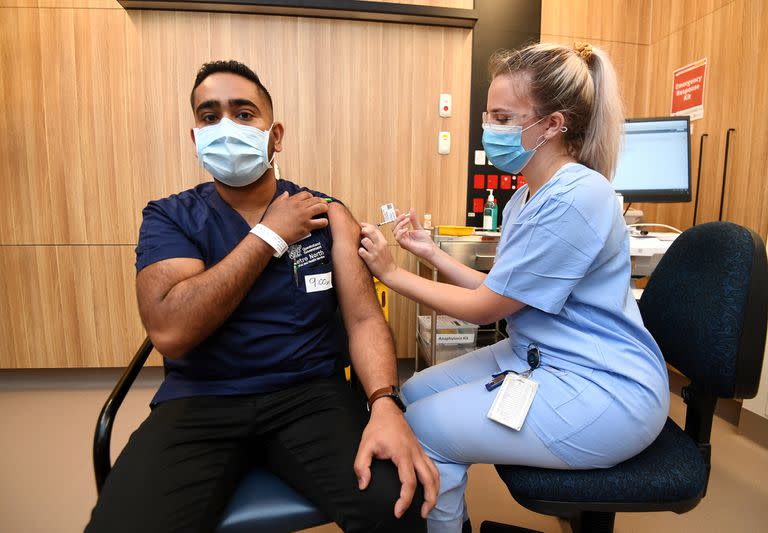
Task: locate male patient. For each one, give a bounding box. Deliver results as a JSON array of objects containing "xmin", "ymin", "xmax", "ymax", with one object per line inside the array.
[{"xmin": 86, "ymin": 60, "xmax": 437, "ymax": 533}]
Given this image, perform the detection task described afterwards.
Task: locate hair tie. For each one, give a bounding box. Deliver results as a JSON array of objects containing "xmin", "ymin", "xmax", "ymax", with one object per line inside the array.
[{"xmin": 574, "ymin": 41, "xmax": 593, "ymax": 62}]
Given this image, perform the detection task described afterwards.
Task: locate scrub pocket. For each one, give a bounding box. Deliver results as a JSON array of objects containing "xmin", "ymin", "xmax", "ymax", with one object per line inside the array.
[
  {"xmin": 534, "ymin": 366, "xmax": 614, "ymax": 439},
  {"xmin": 292, "ymin": 260, "xmax": 337, "ymax": 330}
]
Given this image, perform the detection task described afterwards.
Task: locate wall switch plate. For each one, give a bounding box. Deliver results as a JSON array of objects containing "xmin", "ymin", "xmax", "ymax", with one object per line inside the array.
[
  {"xmin": 438, "ymin": 131, "xmax": 451, "ymax": 154},
  {"xmin": 439, "ymin": 93, "xmax": 452, "ymax": 117}
]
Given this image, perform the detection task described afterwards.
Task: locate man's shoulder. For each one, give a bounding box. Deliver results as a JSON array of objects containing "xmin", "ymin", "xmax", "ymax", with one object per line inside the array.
[
  {"xmin": 280, "ymin": 179, "xmax": 334, "ymax": 202},
  {"xmin": 143, "ymin": 182, "xmax": 216, "ymax": 221},
  {"xmin": 146, "ymin": 182, "xmax": 214, "ymax": 210}
]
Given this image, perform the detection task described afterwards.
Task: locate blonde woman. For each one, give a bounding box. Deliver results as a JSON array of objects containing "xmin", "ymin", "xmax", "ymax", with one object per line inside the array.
[{"xmin": 358, "ymin": 43, "xmax": 669, "ymax": 533}]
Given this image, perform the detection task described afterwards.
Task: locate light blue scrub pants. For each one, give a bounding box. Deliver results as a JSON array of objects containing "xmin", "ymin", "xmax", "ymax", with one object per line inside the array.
[{"xmin": 402, "ymin": 344, "xmax": 569, "ymax": 533}]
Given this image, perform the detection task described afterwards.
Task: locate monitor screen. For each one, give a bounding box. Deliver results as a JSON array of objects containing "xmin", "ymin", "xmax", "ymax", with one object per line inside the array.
[{"xmin": 612, "ymin": 116, "xmax": 691, "ymax": 203}]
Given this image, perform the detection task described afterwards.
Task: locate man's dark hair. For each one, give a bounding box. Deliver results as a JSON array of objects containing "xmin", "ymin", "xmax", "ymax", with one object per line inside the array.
[{"xmin": 190, "ymin": 60, "xmax": 273, "ymax": 112}]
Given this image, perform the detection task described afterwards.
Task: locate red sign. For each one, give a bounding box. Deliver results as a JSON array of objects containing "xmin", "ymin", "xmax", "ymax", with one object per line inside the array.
[
  {"xmin": 487, "ymin": 175, "xmax": 499, "ymax": 189},
  {"xmin": 472, "ymin": 198, "xmax": 484, "ymax": 213},
  {"xmin": 671, "ymin": 59, "xmax": 706, "ymax": 121}
]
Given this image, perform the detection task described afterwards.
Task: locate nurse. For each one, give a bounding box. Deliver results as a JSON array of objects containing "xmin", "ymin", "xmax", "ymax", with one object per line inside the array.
[{"xmin": 358, "ymin": 42, "xmax": 670, "ymax": 533}]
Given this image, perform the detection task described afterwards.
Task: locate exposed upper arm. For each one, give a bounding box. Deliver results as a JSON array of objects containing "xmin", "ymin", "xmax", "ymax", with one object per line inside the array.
[
  {"xmin": 136, "ymin": 257, "xmax": 205, "ymax": 326},
  {"xmin": 328, "ymin": 203, "xmax": 382, "ymax": 326}
]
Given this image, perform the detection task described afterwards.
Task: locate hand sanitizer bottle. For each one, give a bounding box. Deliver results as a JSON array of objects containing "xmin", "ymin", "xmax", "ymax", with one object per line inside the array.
[{"xmin": 483, "ymin": 189, "xmax": 498, "ymax": 231}]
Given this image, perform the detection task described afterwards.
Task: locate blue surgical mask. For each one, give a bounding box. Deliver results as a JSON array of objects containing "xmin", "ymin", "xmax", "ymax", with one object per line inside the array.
[
  {"xmin": 482, "ymin": 117, "xmax": 547, "ymax": 174},
  {"xmin": 194, "ymin": 118, "xmax": 274, "ymax": 187}
]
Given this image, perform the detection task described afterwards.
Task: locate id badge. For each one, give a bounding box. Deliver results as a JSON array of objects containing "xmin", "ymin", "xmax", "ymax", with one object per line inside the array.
[{"xmin": 487, "ymin": 374, "xmax": 538, "ymax": 431}]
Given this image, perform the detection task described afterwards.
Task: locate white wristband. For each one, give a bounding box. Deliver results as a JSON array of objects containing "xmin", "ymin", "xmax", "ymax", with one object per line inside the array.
[{"xmin": 250, "ymin": 223, "xmax": 288, "ymax": 258}]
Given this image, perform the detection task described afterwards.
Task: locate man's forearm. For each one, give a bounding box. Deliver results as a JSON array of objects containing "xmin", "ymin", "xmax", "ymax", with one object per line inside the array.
[
  {"xmin": 347, "ymin": 314, "xmax": 399, "ymax": 397},
  {"xmin": 143, "ymin": 234, "xmax": 274, "ymax": 358}
]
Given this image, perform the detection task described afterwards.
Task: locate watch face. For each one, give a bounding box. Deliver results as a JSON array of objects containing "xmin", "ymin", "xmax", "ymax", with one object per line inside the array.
[{"xmin": 389, "ymin": 393, "xmax": 407, "ymax": 413}]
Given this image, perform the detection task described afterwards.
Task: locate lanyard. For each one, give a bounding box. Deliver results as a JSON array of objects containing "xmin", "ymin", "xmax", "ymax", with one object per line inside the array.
[{"xmin": 485, "ymin": 343, "xmax": 541, "ymax": 391}]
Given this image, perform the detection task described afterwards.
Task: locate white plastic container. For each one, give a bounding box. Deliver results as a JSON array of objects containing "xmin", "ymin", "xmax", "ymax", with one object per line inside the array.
[{"xmin": 418, "ymin": 315, "xmax": 479, "ymax": 345}]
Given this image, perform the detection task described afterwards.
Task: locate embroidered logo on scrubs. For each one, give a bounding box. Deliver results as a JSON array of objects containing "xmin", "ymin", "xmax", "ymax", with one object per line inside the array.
[
  {"xmin": 291, "ymin": 240, "xmax": 328, "ymax": 268},
  {"xmin": 288, "ymin": 244, "xmax": 303, "ymax": 261}
]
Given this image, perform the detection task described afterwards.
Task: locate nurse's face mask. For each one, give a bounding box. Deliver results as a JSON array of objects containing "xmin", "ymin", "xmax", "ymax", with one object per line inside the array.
[
  {"xmin": 481, "ymin": 112, "xmax": 548, "ymax": 175},
  {"xmin": 194, "ymin": 117, "xmax": 275, "ymax": 187}
]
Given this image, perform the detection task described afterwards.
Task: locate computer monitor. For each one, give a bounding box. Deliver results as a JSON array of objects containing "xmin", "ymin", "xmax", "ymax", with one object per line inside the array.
[{"xmin": 612, "ymin": 116, "xmax": 691, "ymax": 203}]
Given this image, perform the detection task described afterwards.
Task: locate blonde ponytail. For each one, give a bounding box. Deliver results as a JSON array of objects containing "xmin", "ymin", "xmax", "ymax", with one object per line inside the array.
[{"xmin": 488, "ymin": 42, "xmax": 625, "ymax": 179}]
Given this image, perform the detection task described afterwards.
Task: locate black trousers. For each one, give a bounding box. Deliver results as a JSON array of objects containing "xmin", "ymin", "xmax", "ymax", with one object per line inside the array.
[{"xmin": 85, "ymin": 376, "xmax": 426, "ymax": 533}]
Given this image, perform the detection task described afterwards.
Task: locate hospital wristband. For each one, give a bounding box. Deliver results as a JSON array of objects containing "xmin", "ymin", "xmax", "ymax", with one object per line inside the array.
[{"xmin": 250, "ymin": 223, "xmax": 288, "ymax": 258}]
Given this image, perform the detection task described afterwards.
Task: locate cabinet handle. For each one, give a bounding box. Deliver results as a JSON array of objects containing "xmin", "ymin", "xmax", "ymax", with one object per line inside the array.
[
  {"xmin": 692, "ymin": 133, "xmax": 708, "ymax": 226},
  {"xmin": 475, "ymin": 254, "xmax": 496, "ymax": 259},
  {"xmin": 719, "ymin": 128, "xmax": 736, "ymax": 221}
]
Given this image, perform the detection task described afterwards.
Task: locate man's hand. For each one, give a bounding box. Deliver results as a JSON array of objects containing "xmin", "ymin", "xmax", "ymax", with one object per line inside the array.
[
  {"xmin": 261, "ymin": 191, "xmax": 330, "ymax": 244},
  {"xmin": 354, "ymin": 399, "xmax": 439, "ymax": 519}
]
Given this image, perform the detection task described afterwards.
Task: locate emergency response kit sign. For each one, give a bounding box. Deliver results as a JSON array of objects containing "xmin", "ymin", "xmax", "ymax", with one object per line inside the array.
[{"xmin": 671, "ymin": 58, "xmax": 707, "ymax": 121}]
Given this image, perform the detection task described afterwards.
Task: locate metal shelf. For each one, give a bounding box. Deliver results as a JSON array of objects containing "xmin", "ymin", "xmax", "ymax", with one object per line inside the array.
[{"xmin": 414, "ymin": 232, "xmax": 504, "ymax": 371}]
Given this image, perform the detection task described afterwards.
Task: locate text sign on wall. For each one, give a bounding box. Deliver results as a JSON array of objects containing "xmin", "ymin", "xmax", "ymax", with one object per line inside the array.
[{"xmin": 671, "ymin": 58, "xmax": 707, "ymax": 121}]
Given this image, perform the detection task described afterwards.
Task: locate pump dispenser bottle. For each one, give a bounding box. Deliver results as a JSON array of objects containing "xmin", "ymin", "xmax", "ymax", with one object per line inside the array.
[{"xmin": 483, "ymin": 189, "xmax": 498, "ymax": 231}]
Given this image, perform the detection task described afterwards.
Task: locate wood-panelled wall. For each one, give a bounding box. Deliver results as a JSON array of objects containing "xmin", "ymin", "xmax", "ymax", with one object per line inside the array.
[
  {"xmin": 644, "ymin": 0, "xmax": 768, "ymax": 234},
  {"xmin": 0, "ymin": 1, "xmax": 472, "ymax": 367},
  {"xmin": 543, "ymin": 0, "xmax": 768, "ymax": 237}
]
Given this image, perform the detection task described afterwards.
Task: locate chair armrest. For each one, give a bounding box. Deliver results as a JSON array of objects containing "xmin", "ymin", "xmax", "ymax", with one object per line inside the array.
[{"xmin": 92, "ymin": 337, "xmax": 154, "ymax": 494}]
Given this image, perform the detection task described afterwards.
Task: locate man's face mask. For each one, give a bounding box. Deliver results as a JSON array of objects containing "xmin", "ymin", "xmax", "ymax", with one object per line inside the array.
[
  {"xmin": 194, "ymin": 118, "xmax": 274, "ymax": 187},
  {"xmin": 481, "ymin": 116, "xmax": 547, "ymax": 175}
]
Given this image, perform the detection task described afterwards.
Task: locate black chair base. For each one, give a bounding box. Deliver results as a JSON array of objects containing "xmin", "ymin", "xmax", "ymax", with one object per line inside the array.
[
  {"xmin": 568, "ymin": 511, "xmax": 615, "ymax": 533},
  {"xmin": 480, "ymin": 510, "xmax": 615, "ymax": 533}
]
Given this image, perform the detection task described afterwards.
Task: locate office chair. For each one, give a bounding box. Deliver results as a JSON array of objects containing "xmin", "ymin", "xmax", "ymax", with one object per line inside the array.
[
  {"xmin": 94, "ymin": 313, "xmax": 354, "ymax": 533},
  {"xmin": 481, "ymin": 221, "xmax": 768, "ymax": 533}
]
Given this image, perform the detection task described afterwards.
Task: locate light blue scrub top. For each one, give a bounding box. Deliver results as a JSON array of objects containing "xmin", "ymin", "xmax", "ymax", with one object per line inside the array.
[{"xmin": 484, "ymin": 163, "xmax": 669, "ymax": 466}]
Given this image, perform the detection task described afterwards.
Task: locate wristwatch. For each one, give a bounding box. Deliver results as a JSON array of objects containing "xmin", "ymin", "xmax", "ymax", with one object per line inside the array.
[{"xmin": 367, "ymin": 386, "xmax": 407, "ymax": 413}]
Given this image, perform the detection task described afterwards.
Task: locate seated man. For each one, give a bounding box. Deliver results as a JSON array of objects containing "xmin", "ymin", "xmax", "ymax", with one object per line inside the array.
[{"xmin": 86, "ymin": 60, "xmax": 437, "ymax": 533}]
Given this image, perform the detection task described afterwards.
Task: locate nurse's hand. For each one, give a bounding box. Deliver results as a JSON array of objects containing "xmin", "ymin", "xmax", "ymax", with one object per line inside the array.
[
  {"xmin": 392, "ymin": 209, "xmax": 437, "ymax": 261},
  {"xmin": 359, "ymin": 223, "xmax": 398, "ymax": 283}
]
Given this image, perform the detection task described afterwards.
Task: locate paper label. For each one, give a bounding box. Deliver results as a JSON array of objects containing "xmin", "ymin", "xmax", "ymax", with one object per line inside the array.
[
  {"xmin": 380, "ymin": 203, "xmax": 397, "ymax": 224},
  {"xmin": 436, "ymin": 333, "xmax": 474, "ymax": 344},
  {"xmin": 305, "ymin": 272, "xmax": 333, "ymax": 293}
]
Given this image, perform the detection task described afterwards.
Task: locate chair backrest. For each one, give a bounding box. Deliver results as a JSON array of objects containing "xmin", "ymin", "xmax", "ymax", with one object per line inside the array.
[{"xmin": 639, "ymin": 222, "xmax": 768, "ymax": 400}]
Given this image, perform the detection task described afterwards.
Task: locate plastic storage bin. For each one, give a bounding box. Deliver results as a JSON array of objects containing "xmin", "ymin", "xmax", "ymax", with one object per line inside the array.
[
  {"xmin": 418, "ymin": 315, "xmax": 480, "ymax": 362},
  {"xmin": 418, "ymin": 315, "xmax": 479, "ymax": 345}
]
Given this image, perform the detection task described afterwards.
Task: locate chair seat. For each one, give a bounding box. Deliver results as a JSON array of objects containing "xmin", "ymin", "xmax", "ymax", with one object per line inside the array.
[
  {"xmin": 496, "ymin": 419, "xmax": 708, "ymax": 508},
  {"xmin": 217, "ymin": 467, "xmax": 330, "ymax": 533}
]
